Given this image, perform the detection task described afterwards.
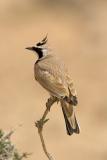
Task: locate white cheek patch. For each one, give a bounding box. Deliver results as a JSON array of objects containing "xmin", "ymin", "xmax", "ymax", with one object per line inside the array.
[{"xmin": 42, "ymin": 48, "xmax": 48, "ymax": 56}]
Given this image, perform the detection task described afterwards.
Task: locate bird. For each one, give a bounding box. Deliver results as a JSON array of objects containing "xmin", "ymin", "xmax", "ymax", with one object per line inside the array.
[{"xmin": 26, "ymin": 36, "xmax": 80, "ymax": 135}]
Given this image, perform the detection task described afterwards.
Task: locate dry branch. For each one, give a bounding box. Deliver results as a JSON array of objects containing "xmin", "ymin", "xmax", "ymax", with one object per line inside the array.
[{"xmin": 35, "ymin": 97, "xmax": 58, "ymax": 160}]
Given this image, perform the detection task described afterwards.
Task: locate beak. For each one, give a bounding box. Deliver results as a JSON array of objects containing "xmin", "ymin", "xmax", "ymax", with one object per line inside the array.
[{"xmin": 25, "ymin": 47, "xmax": 33, "ymax": 50}]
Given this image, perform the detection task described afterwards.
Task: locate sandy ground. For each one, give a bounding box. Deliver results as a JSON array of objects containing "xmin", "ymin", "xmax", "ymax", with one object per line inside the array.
[{"xmin": 0, "ymin": 0, "xmax": 107, "ymax": 160}]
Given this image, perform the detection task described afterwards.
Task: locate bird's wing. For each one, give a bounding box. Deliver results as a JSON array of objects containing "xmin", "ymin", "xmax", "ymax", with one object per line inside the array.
[
  {"xmin": 35, "ymin": 55, "xmax": 76, "ymax": 98},
  {"xmin": 66, "ymin": 74, "xmax": 77, "ymax": 97},
  {"xmin": 35, "ymin": 67, "xmax": 69, "ymax": 98}
]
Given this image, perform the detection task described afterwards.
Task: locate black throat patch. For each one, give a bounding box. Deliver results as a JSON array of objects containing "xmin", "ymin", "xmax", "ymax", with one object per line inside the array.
[{"xmin": 33, "ymin": 47, "xmax": 43, "ymax": 59}]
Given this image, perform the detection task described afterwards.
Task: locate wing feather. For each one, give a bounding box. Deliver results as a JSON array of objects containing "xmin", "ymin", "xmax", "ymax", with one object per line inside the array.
[
  {"xmin": 35, "ymin": 66, "xmax": 68, "ymax": 97},
  {"xmin": 34, "ymin": 55, "xmax": 76, "ymax": 98}
]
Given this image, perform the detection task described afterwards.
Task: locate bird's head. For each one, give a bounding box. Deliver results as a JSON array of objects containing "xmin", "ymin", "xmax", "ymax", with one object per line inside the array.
[{"xmin": 26, "ymin": 35, "xmax": 48, "ymax": 59}]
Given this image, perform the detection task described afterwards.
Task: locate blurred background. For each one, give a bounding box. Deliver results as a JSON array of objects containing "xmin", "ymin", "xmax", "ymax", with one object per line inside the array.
[{"xmin": 0, "ymin": 0, "xmax": 107, "ymax": 159}]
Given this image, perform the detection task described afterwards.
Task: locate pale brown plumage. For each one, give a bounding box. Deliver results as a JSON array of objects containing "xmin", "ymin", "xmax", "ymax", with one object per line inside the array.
[
  {"xmin": 26, "ymin": 36, "xmax": 80, "ymax": 135},
  {"xmin": 34, "ymin": 55, "xmax": 70, "ymax": 97},
  {"xmin": 34, "ymin": 54, "xmax": 80, "ymax": 135}
]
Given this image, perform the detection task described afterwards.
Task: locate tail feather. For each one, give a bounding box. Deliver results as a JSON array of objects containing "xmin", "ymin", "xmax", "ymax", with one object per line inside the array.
[
  {"xmin": 61, "ymin": 101, "xmax": 80, "ymax": 135},
  {"xmin": 62, "ymin": 106, "xmax": 74, "ymax": 135}
]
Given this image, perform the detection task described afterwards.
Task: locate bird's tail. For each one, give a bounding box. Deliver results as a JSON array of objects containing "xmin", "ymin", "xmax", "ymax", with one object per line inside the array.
[{"xmin": 60, "ymin": 100, "xmax": 80, "ymax": 135}]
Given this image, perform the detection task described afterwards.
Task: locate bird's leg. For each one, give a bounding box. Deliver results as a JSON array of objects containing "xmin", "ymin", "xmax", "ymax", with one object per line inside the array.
[
  {"xmin": 46, "ymin": 96, "xmax": 58, "ymax": 111},
  {"xmin": 35, "ymin": 96, "xmax": 58, "ymax": 131}
]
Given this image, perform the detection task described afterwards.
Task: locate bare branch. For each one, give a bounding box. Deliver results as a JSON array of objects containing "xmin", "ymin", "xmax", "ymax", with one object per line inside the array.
[{"xmin": 35, "ymin": 97, "xmax": 58, "ymax": 160}]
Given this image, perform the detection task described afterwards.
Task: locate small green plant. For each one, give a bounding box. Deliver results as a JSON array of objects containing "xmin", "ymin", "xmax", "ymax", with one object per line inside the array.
[{"xmin": 0, "ymin": 129, "xmax": 29, "ymax": 160}]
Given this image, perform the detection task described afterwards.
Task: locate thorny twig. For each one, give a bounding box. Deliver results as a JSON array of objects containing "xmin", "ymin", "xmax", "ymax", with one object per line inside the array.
[{"xmin": 35, "ymin": 97, "xmax": 58, "ymax": 160}]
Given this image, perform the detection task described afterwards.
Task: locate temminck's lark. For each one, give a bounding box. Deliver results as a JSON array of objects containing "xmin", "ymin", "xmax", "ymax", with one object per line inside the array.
[{"xmin": 26, "ymin": 36, "xmax": 80, "ymax": 135}]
